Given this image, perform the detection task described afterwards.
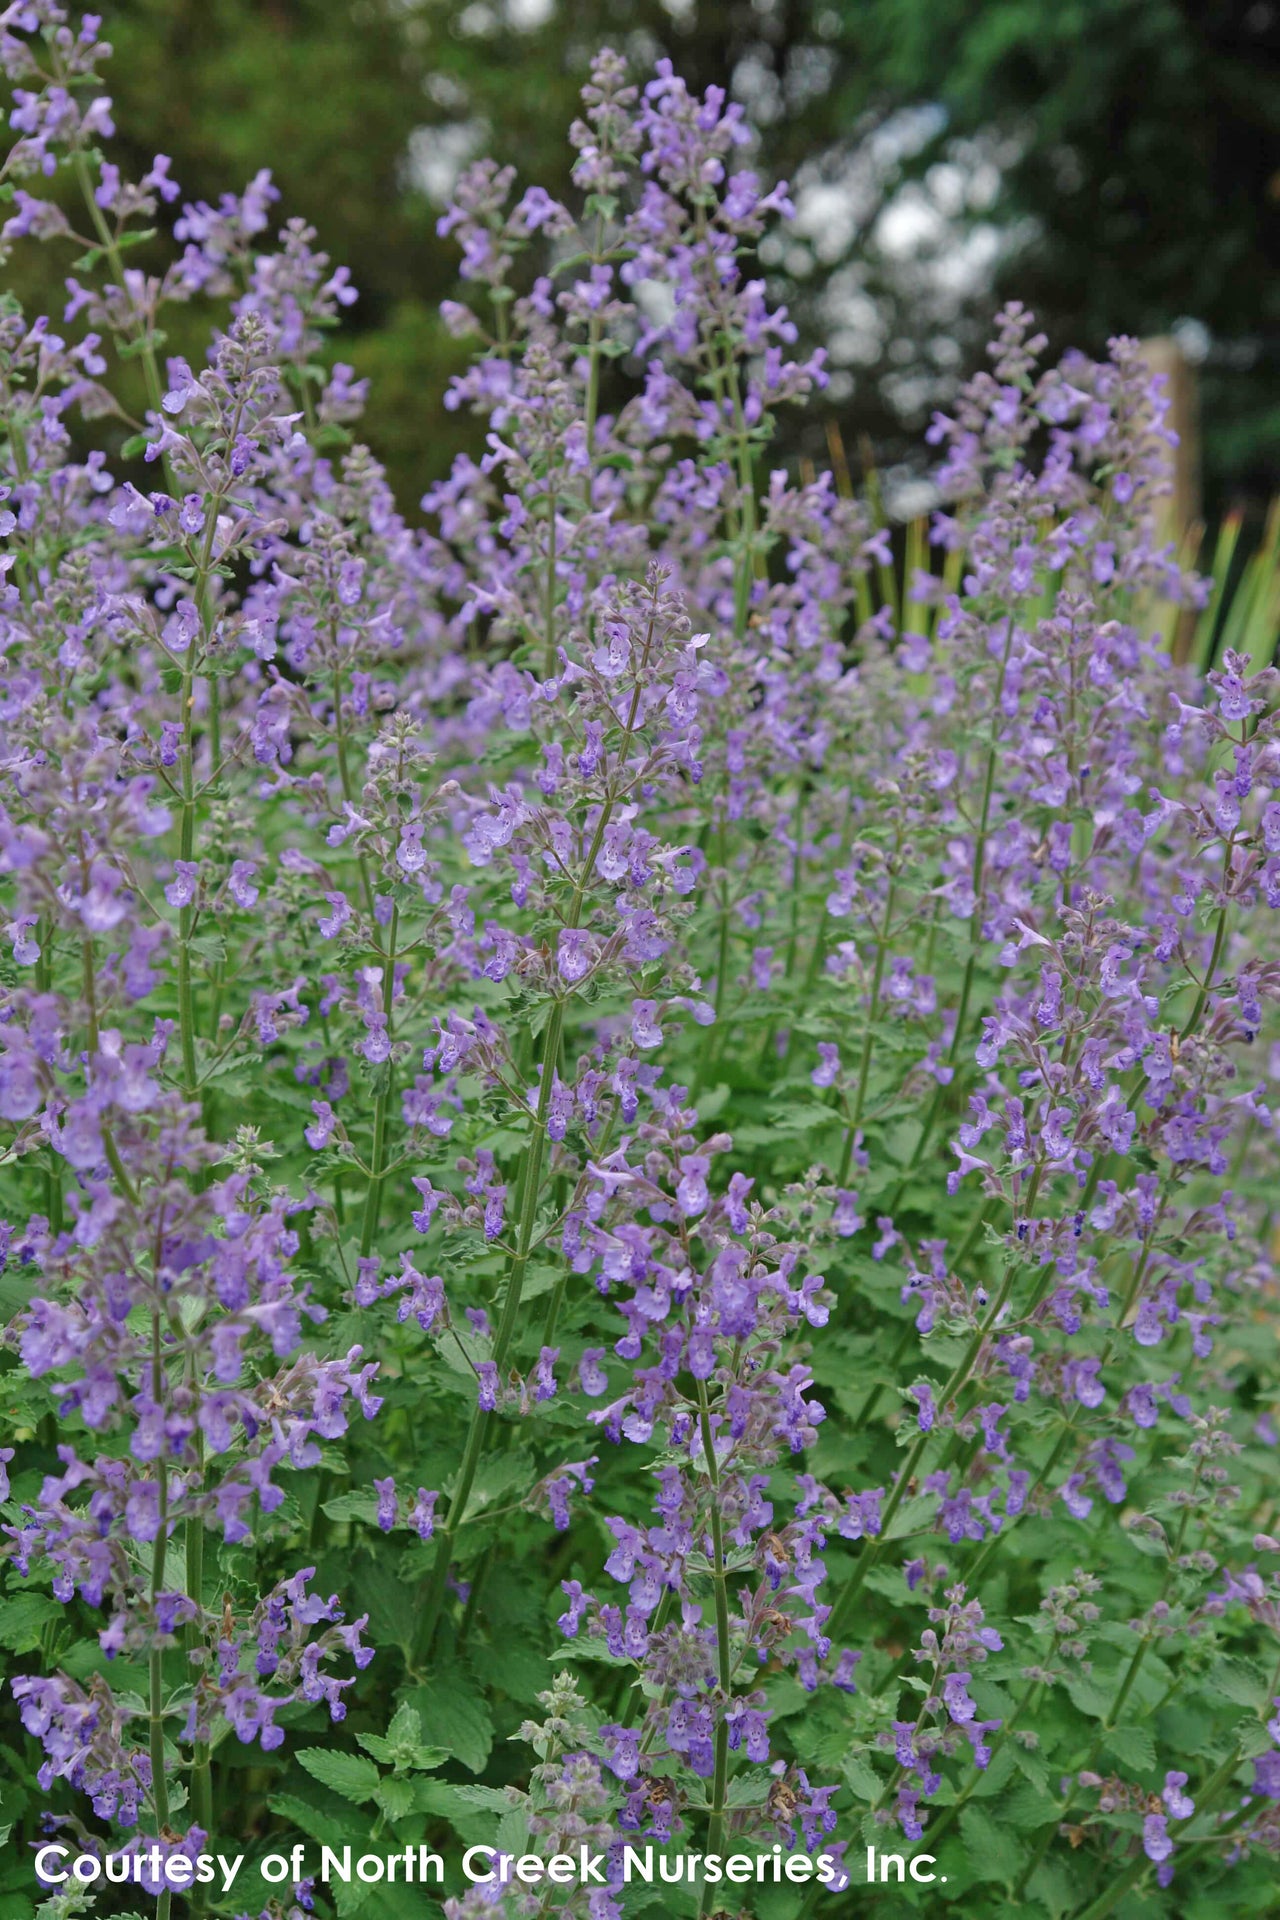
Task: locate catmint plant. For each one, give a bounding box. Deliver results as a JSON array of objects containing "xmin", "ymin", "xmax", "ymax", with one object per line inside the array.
[{"xmin": 2, "ymin": 8, "xmax": 1280, "ymax": 1920}]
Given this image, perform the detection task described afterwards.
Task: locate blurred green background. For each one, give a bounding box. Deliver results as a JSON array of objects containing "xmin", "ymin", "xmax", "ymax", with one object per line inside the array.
[{"xmin": 14, "ymin": 0, "xmax": 1280, "ymax": 521}]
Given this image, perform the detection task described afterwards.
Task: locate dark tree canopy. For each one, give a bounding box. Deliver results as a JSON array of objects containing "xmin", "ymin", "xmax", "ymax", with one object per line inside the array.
[
  {"xmin": 837, "ymin": 0, "xmax": 1280, "ymax": 506},
  {"xmin": 10, "ymin": 0, "xmax": 1276, "ymax": 512}
]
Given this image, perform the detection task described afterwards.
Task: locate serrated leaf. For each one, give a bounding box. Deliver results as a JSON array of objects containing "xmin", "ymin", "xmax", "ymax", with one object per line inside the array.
[
  {"xmin": 332, "ymin": 1877, "xmax": 374, "ymax": 1917},
  {"xmin": 958, "ymin": 1805, "xmax": 1022, "ymax": 1885},
  {"xmin": 841, "ymin": 1753, "xmax": 883, "ymax": 1802},
  {"xmin": 374, "ymin": 1778, "xmax": 416, "ymax": 1821},
  {"xmin": 297, "ymin": 1749, "xmax": 381, "ymax": 1804},
  {"xmin": 1024, "ymin": 1855, "xmax": 1081, "ymax": 1919},
  {"xmin": 1065, "ymin": 1673, "xmax": 1114, "ymax": 1720},
  {"xmin": 267, "ymin": 1793, "xmax": 366, "ymax": 1850},
  {"xmin": 493, "ymin": 1808, "xmax": 531, "ymax": 1858},
  {"xmin": 0, "ymin": 1592, "xmax": 60, "ymax": 1653},
  {"xmin": 1207, "ymin": 1657, "xmax": 1269, "ymax": 1709},
  {"xmin": 725, "ymin": 1776, "xmax": 769, "ymax": 1807},
  {"xmin": 387, "ymin": 1702, "xmax": 422, "ymax": 1747},
  {"xmin": 1011, "ymin": 1744, "xmax": 1052, "ymax": 1794},
  {"xmin": 353, "ymin": 1554, "xmax": 419, "ymax": 1654},
  {"xmin": 475, "ymin": 1631, "xmax": 549, "ymax": 1704},
  {"xmin": 405, "ymin": 1670, "xmax": 494, "ymax": 1774},
  {"xmin": 883, "ymin": 1492, "xmax": 937, "ymax": 1540},
  {"xmin": 1103, "ymin": 1723, "xmax": 1156, "ymax": 1773},
  {"xmin": 414, "ymin": 1780, "xmax": 509, "ymax": 1821},
  {"xmin": 1002, "ymin": 1779, "xmax": 1061, "ymax": 1830},
  {"xmin": 357, "ymin": 1730, "xmax": 447, "ymax": 1772},
  {"xmin": 323, "ymin": 1492, "xmax": 379, "ymax": 1524}
]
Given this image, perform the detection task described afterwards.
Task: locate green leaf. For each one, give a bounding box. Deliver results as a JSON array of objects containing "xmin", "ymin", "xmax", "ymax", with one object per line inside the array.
[
  {"xmin": 493, "ymin": 1808, "xmax": 531, "ymax": 1859},
  {"xmin": 296, "ymin": 1749, "xmax": 381, "ymax": 1805},
  {"xmin": 267, "ymin": 1793, "xmax": 367, "ymax": 1850},
  {"xmin": 1103, "ymin": 1724, "xmax": 1156, "ymax": 1773},
  {"xmin": 1002, "ymin": 1780, "xmax": 1061, "ymax": 1830},
  {"xmin": 332, "ymin": 1879, "xmax": 374, "ymax": 1917},
  {"xmin": 1011, "ymin": 1744, "xmax": 1052, "ymax": 1795},
  {"xmin": 0, "ymin": 1592, "xmax": 60, "ymax": 1654},
  {"xmin": 387, "ymin": 1701, "xmax": 422, "ymax": 1745},
  {"xmin": 1065, "ymin": 1673, "xmax": 1114, "ymax": 1720},
  {"xmin": 323, "ymin": 1492, "xmax": 379, "ymax": 1525},
  {"xmin": 352, "ymin": 1554, "xmax": 419, "ymax": 1654},
  {"xmin": 373, "ymin": 1778, "xmax": 416, "ymax": 1822},
  {"xmin": 414, "ymin": 1781, "xmax": 509, "ymax": 1818},
  {"xmin": 355, "ymin": 1701, "xmax": 446, "ymax": 1774},
  {"xmin": 841, "ymin": 1753, "xmax": 883, "ymax": 1803},
  {"xmin": 1024, "ymin": 1855, "xmax": 1081, "ymax": 1919},
  {"xmin": 1208, "ymin": 1657, "xmax": 1270, "ymax": 1710},
  {"xmin": 475, "ymin": 1632, "xmax": 550, "ymax": 1705},
  {"xmin": 958, "ymin": 1805, "xmax": 1022, "ymax": 1885},
  {"xmin": 117, "ymin": 328, "xmax": 168, "ymax": 359},
  {"xmin": 405, "ymin": 1671, "xmax": 494, "ymax": 1774},
  {"xmin": 883, "ymin": 1492, "xmax": 937, "ymax": 1541}
]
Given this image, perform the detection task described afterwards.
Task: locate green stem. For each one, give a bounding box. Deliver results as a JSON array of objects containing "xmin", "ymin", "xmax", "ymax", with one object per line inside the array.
[
  {"xmin": 331, "ymin": 670, "xmax": 378, "ymax": 919},
  {"xmin": 359, "ymin": 908, "xmax": 398, "ymax": 1258},
  {"xmin": 697, "ymin": 1380, "xmax": 732, "ymax": 1911},
  {"xmin": 185, "ymin": 1435, "xmax": 213, "ymax": 1865},
  {"xmin": 418, "ymin": 596, "xmax": 663, "ymax": 1656},
  {"xmin": 147, "ymin": 1312, "xmax": 173, "ymax": 1920},
  {"xmin": 417, "ymin": 996, "xmax": 567, "ymax": 1656},
  {"xmin": 885, "ymin": 617, "xmax": 1018, "ymax": 1203},
  {"xmin": 839, "ymin": 875, "xmax": 897, "ymax": 1179},
  {"xmin": 827, "ymin": 1255, "xmax": 1019, "ymax": 1641},
  {"xmin": 543, "ymin": 485, "xmax": 559, "ymax": 679},
  {"xmin": 176, "ymin": 667, "xmax": 199, "ymax": 1096},
  {"xmin": 1180, "ymin": 899, "xmax": 1229, "ymax": 1040},
  {"xmin": 927, "ymin": 1681, "xmax": 1043, "ymax": 1850}
]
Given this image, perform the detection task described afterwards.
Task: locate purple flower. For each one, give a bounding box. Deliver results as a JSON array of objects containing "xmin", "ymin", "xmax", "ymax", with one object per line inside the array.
[
  {"xmin": 811, "ymin": 1043, "xmax": 840, "ymax": 1088},
  {"xmin": 1143, "ymin": 1812, "xmax": 1173, "ymax": 1865},
  {"xmin": 909, "ymin": 1382, "xmax": 936, "ymax": 1432},
  {"xmin": 942, "ymin": 1671, "xmax": 976, "ymax": 1724},
  {"xmin": 557, "ymin": 929, "xmax": 594, "ymax": 983},
  {"xmin": 164, "ymin": 860, "xmax": 200, "ymax": 909},
  {"xmin": 601, "ymin": 1724, "xmax": 641, "ymax": 1780},
  {"xmin": 228, "ymin": 860, "xmax": 259, "ymax": 908},
  {"xmin": 318, "ymin": 892, "xmax": 351, "ymax": 938},
  {"xmin": 628, "ymin": 999, "xmax": 662, "ymax": 1051},
  {"xmin": 1162, "ymin": 1771, "xmax": 1194, "ymax": 1819},
  {"xmin": 579, "ymin": 1348, "xmax": 608, "ymax": 1396},
  {"xmin": 408, "ymin": 1489, "xmax": 438, "ymax": 1540},
  {"xmin": 832, "ymin": 1649, "xmax": 862, "ymax": 1692},
  {"xmin": 675, "ymin": 1154, "xmax": 710, "ymax": 1217},
  {"xmin": 1062, "ymin": 1475, "xmax": 1093, "ymax": 1520},
  {"xmin": 534, "ymin": 1346, "xmax": 559, "ymax": 1401}
]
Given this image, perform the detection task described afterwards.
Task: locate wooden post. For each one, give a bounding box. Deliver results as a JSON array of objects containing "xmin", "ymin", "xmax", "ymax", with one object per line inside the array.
[
  {"xmin": 1141, "ymin": 336, "xmax": 1202, "ymax": 661},
  {"xmin": 1141, "ymin": 334, "xmax": 1201, "ymax": 544}
]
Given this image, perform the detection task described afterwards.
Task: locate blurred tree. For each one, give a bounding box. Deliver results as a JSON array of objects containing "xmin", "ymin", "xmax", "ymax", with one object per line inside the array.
[
  {"xmin": 835, "ymin": 0, "xmax": 1280, "ymax": 509},
  {"xmin": 7, "ymin": 0, "xmax": 1276, "ymax": 512}
]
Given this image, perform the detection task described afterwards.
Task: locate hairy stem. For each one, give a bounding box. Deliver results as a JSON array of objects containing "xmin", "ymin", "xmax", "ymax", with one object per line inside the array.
[{"xmin": 696, "ymin": 1380, "xmax": 732, "ymax": 1909}]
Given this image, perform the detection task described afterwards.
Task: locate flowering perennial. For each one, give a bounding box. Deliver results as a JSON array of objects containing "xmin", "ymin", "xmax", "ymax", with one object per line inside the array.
[{"xmin": 2, "ymin": 8, "xmax": 1280, "ymax": 1919}]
